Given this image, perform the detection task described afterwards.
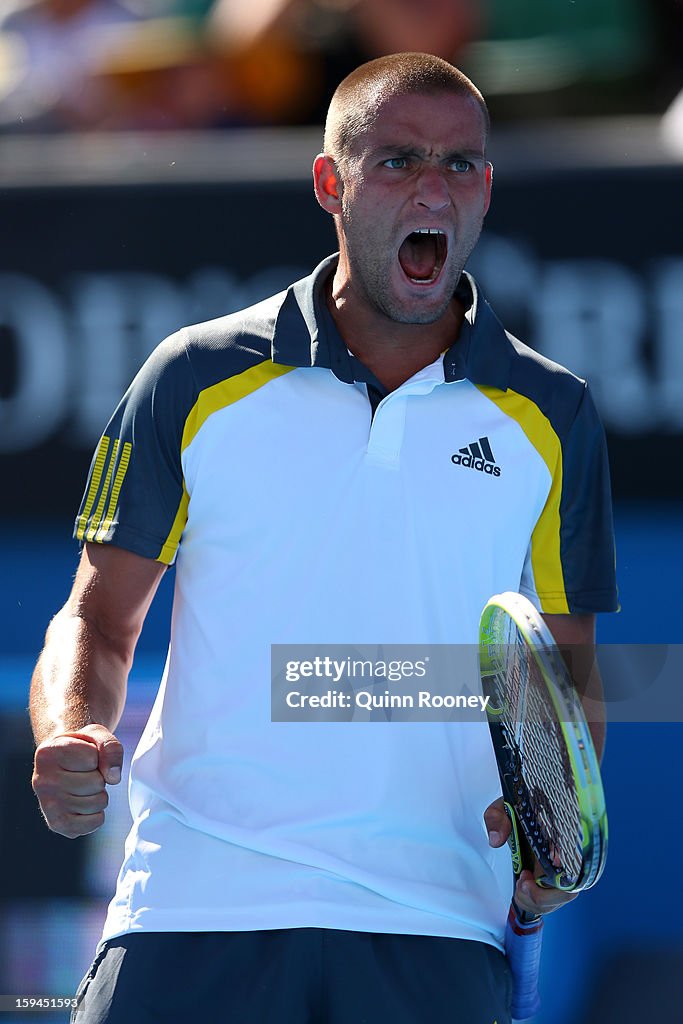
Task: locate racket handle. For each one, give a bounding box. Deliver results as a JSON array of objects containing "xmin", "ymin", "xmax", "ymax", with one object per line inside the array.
[{"xmin": 505, "ymin": 905, "xmax": 543, "ymax": 1021}]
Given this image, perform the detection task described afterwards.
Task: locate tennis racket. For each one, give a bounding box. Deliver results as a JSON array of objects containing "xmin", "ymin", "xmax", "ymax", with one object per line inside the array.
[{"xmin": 478, "ymin": 592, "xmax": 608, "ymax": 1021}]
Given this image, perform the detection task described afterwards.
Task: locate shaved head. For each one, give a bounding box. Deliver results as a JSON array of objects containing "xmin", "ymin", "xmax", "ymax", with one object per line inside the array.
[{"xmin": 323, "ymin": 52, "xmax": 489, "ymax": 172}]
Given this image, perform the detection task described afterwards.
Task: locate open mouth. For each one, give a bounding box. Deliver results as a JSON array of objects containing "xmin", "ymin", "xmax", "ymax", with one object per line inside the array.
[{"xmin": 398, "ymin": 228, "xmax": 448, "ymax": 284}]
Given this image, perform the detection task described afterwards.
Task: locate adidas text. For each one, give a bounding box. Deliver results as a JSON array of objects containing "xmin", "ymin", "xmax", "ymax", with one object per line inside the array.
[{"xmin": 451, "ymin": 453, "xmax": 501, "ymax": 476}]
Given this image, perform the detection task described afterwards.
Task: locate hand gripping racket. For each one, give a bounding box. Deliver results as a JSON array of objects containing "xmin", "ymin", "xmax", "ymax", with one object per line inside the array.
[{"xmin": 478, "ymin": 592, "xmax": 608, "ymax": 1021}]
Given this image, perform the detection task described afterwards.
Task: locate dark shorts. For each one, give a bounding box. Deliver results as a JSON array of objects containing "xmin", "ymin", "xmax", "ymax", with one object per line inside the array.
[{"xmin": 72, "ymin": 928, "xmax": 512, "ymax": 1024}]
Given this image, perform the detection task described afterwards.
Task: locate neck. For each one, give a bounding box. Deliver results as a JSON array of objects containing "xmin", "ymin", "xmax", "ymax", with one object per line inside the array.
[{"xmin": 325, "ymin": 274, "xmax": 465, "ymax": 392}]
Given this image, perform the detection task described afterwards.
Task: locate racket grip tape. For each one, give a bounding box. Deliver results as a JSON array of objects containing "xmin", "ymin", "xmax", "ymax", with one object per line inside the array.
[{"xmin": 505, "ymin": 906, "xmax": 543, "ymax": 1021}]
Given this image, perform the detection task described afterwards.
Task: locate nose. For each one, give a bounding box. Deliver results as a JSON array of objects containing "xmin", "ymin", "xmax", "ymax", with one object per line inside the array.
[{"xmin": 414, "ymin": 167, "xmax": 451, "ymax": 212}]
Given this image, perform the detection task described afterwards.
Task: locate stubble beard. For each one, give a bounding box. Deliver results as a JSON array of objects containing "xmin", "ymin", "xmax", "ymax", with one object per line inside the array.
[
  {"xmin": 381, "ymin": 262, "xmax": 463, "ymax": 325},
  {"xmin": 343, "ymin": 226, "xmax": 465, "ymax": 326},
  {"xmin": 339, "ymin": 198, "xmax": 478, "ymax": 325}
]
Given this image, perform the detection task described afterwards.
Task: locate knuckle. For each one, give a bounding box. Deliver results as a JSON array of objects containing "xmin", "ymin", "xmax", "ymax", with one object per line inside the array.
[{"xmin": 33, "ymin": 745, "xmax": 57, "ymax": 771}]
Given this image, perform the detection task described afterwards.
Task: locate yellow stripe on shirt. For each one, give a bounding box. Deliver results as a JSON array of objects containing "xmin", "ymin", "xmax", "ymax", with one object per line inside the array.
[
  {"xmin": 158, "ymin": 482, "xmax": 190, "ymax": 565},
  {"xmin": 181, "ymin": 360, "xmax": 295, "ymax": 454},
  {"xmin": 476, "ymin": 385, "xmax": 570, "ymax": 614},
  {"xmin": 86, "ymin": 439, "xmax": 120, "ymax": 543},
  {"xmin": 95, "ymin": 441, "xmax": 133, "ymax": 542},
  {"xmin": 75, "ymin": 435, "xmax": 110, "ymax": 541}
]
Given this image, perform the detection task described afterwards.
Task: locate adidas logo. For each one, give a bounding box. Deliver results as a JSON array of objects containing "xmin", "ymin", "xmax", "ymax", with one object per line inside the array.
[{"xmin": 451, "ymin": 436, "xmax": 501, "ymax": 477}]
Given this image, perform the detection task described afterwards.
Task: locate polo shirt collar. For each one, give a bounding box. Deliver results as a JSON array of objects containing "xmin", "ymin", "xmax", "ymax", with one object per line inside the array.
[{"xmin": 272, "ymin": 253, "xmax": 511, "ymax": 391}]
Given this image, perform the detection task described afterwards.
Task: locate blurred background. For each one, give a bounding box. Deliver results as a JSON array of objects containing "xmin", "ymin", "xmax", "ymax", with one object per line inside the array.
[{"xmin": 0, "ymin": 0, "xmax": 682, "ymax": 1020}]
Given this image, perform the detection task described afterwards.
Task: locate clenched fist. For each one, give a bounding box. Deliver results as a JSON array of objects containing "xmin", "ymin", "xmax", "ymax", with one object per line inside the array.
[{"xmin": 32, "ymin": 724, "xmax": 123, "ymax": 838}]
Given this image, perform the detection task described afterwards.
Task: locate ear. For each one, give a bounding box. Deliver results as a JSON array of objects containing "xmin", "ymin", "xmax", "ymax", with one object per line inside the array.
[
  {"xmin": 483, "ymin": 161, "xmax": 493, "ymax": 215},
  {"xmin": 313, "ymin": 154, "xmax": 342, "ymax": 215}
]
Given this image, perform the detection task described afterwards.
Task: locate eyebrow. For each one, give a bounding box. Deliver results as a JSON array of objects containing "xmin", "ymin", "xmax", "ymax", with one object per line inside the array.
[{"xmin": 373, "ymin": 145, "xmax": 486, "ymax": 163}]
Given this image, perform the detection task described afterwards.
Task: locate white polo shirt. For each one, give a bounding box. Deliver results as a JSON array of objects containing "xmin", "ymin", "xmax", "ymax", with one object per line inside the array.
[{"xmin": 75, "ymin": 255, "xmax": 618, "ymax": 950}]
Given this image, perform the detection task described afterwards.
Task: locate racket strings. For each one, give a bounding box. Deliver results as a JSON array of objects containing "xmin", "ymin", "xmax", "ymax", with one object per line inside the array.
[{"xmin": 491, "ymin": 624, "xmax": 583, "ymax": 884}]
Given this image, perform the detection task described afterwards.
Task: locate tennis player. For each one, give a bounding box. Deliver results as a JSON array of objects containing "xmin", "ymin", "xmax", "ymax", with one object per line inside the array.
[{"xmin": 30, "ymin": 53, "xmax": 618, "ymax": 1023}]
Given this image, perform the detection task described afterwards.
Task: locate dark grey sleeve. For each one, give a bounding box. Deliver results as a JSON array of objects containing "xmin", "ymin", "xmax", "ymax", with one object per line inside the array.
[
  {"xmin": 73, "ymin": 330, "xmax": 196, "ymax": 564},
  {"xmin": 557, "ymin": 384, "xmax": 619, "ymax": 614}
]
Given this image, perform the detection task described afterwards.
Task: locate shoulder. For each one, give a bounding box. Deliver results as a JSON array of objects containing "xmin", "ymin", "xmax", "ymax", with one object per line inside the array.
[
  {"xmin": 182, "ymin": 290, "xmax": 287, "ymax": 352},
  {"xmin": 176, "ymin": 290, "xmax": 287, "ymax": 390},
  {"xmin": 465, "ymin": 274, "xmax": 592, "ymax": 442},
  {"xmin": 504, "ymin": 331, "xmax": 589, "ymax": 440},
  {"xmin": 133, "ymin": 290, "xmax": 288, "ymax": 401},
  {"xmin": 464, "ymin": 276, "xmax": 602, "ymax": 452}
]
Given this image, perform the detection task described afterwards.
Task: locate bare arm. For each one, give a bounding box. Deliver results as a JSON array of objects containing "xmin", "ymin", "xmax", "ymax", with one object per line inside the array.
[
  {"xmin": 542, "ymin": 612, "xmax": 605, "ymax": 761},
  {"xmin": 30, "ymin": 543, "xmax": 166, "ymax": 838}
]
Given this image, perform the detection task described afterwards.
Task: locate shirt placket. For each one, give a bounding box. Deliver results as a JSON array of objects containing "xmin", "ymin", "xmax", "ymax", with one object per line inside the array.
[{"xmin": 365, "ymin": 378, "xmax": 442, "ymax": 467}]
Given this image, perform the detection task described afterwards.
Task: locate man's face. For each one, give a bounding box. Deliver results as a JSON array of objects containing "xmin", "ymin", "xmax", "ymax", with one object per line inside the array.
[{"xmin": 333, "ymin": 90, "xmax": 491, "ymax": 325}]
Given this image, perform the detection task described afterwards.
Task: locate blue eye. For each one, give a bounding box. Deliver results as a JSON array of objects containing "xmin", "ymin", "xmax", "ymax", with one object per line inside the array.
[
  {"xmin": 451, "ymin": 159, "xmax": 472, "ymax": 173},
  {"xmin": 383, "ymin": 157, "xmax": 408, "ymax": 169}
]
